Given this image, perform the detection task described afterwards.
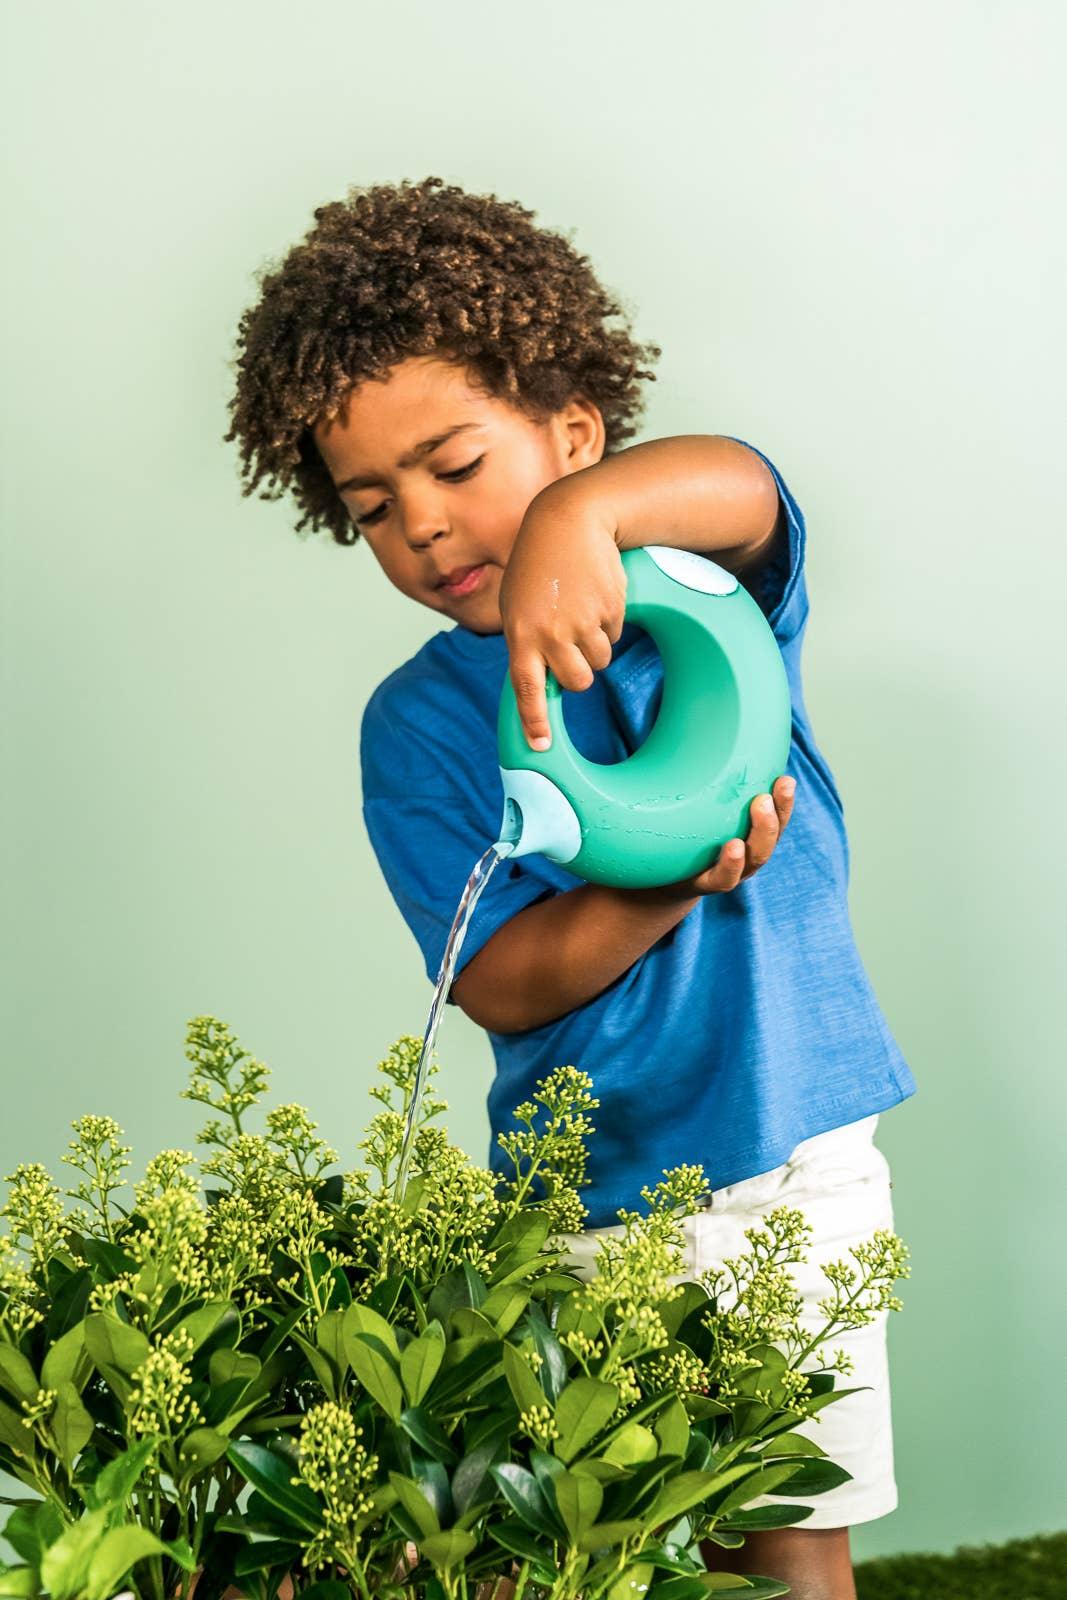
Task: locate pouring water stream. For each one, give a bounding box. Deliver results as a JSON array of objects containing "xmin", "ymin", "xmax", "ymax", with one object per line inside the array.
[{"xmin": 393, "ymin": 838, "xmax": 515, "ymax": 1199}]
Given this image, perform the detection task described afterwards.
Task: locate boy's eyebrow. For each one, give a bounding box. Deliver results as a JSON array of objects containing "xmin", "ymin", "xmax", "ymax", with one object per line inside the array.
[{"xmin": 333, "ymin": 423, "xmax": 484, "ymax": 492}]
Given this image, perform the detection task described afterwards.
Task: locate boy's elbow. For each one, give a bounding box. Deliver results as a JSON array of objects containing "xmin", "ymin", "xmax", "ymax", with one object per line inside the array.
[{"xmin": 451, "ymin": 958, "xmax": 525, "ymax": 1035}]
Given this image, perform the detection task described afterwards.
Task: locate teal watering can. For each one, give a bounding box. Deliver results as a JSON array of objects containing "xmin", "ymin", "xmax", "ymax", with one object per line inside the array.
[{"xmin": 495, "ymin": 544, "xmax": 792, "ymax": 889}]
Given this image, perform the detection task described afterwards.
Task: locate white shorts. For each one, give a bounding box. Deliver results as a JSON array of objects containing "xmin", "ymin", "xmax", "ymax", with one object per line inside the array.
[{"xmin": 557, "ymin": 1112, "xmax": 897, "ymax": 1529}]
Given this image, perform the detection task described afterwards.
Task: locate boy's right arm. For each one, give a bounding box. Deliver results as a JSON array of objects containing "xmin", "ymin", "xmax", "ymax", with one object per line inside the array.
[{"xmin": 452, "ymin": 777, "xmax": 795, "ymax": 1034}]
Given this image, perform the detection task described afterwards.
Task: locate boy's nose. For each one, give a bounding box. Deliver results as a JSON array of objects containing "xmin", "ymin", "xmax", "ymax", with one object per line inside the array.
[{"xmin": 405, "ymin": 522, "xmax": 450, "ymax": 551}]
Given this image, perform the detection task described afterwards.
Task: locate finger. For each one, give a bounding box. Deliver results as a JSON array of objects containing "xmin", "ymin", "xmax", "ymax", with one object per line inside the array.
[
  {"xmin": 577, "ymin": 625, "xmax": 616, "ymax": 673},
  {"xmin": 739, "ymin": 792, "xmax": 781, "ymax": 879},
  {"xmin": 774, "ymin": 775, "xmax": 797, "ymax": 826},
  {"xmin": 509, "ymin": 649, "xmax": 553, "ymax": 751},
  {"xmin": 548, "ymin": 641, "xmax": 598, "ymax": 693},
  {"xmin": 692, "ymin": 836, "xmax": 746, "ymax": 894}
]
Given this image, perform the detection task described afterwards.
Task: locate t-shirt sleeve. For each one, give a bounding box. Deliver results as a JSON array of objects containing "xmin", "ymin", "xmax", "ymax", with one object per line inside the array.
[
  {"xmin": 723, "ymin": 437, "xmax": 809, "ymax": 652},
  {"xmin": 359, "ymin": 685, "xmax": 557, "ymax": 1007}
]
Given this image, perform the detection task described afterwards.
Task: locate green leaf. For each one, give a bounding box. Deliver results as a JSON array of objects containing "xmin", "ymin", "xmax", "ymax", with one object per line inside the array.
[
  {"xmin": 647, "ymin": 1470, "xmax": 729, "ymax": 1527},
  {"xmin": 388, "ymin": 1471, "xmax": 440, "ymax": 1538},
  {"xmin": 345, "ymin": 1333, "xmax": 404, "ymax": 1421},
  {"xmin": 645, "ymin": 1579, "xmax": 715, "ymax": 1600},
  {"xmin": 41, "ymin": 1323, "xmax": 90, "ymax": 1395},
  {"xmin": 653, "ymin": 1397, "xmax": 691, "ymax": 1460},
  {"xmin": 79, "ymin": 1238, "xmax": 135, "ymax": 1280},
  {"xmin": 570, "ymin": 1459, "xmax": 628, "ymax": 1484},
  {"xmin": 328, "ymin": 1264, "xmax": 353, "ymax": 1308},
  {"xmin": 502, "ymin": 1343, "xmax": 546, "ymax": 1415},
  {"xmin": 81, "ymin": 1438, "xmax": 155, "ymax": 1510},
  {"xmin": 177, "ymin": 1426, "xmax": 230, "ymax": 1476},
  {"xmin": 551, "ymin": 1470, "xmax": 603, "ymax": 1542},
  {"xmin": 367, "ymin": 1274, "xmax": 406, "ymax": 1322},
  {"xmin": 420, "ymin": 1528, "xmax": 477, "ymax": 1570},
  {"xmin": 490, "ymin": 1464, "xmax": 560, "ymax": 1541},
  {"xmin": 718, "ymin": 1504, "xmax": 814, "ymax": 1530},
  {"xmin": 449, "ymin": 1307, "xmax": 497, "ymax": 1344},
  {"xmin": 759, "ymin": 1431, "xmax": 827, "ymax": 1459},
  {"xmin": 524, "ymin": 1311, "xmax": 567, "ymax": 1402},
  {"xmin": 160, "ymin": 1536, "xmax": 196, "ymax": 1572},
  {"xmin": 489, "ymin": 1517, "xmax": 552, "ymax": 1563},
  {"xmin": 487, "ymin": 1210, "xmax": 552, "ymax": 1281},
  {"xmin": 233, "ymin": 1538, "xmax": 303, "ymax": 1576},
  {"xmin": 733, "ymin": 1344, "xmax": 788, "ymax": 1401},
  {"xmin": 710, "ymin": 1463, "xmax": 806, "ymax": 1517},
  {"xmin": 400, "ymin": 1334, "xmax": 445, "ymax": 1406},
  {"xmin": 554, "ymin": 1377, "xmax": 619, "ymax": 1464},
  {"xmin": 529, "ymin": 1445, "xmax": 565, "ymax": 1502},
  {"xmin": 398, "ymin": 1407, "xmax": 458, "ymax": 1466},
  {"xmin": 171, "ymin": 1299, "xmax": 236, "ymax": 1354},
  {"xmin": 50, "ymin": 1382, "xmax": 94, "ymax": 1473},
  {"xmin": 342, "ymin": 1300, "xmax": 401, "ymax": 1359},
  {"xmin": 685, "ymin": 1394, "xmax": 731, "ymax": 1420},
  {"xmin": 602, "ymin": 1423, "xmax": 658, "ymax": 1467},
  {"xmin": 83, "ymin": 1314, "xmax": 149, "ymax": 1377},
  {"xmin": 606, "ymin": 1560, "xmax": 655, "ymax": 1600},
  {"xmin": 756, "ymin": 1457, "xmax": 850, "ymax": 1497},
  {"xmin": 643, "ymin": 1540, "xmax": 703, "ymax": 1575},
  {"xmin": 3, "ymin": 1498, "xmax": 64, "ymax": 1564},
  {"xmin": 258, "ymin": 1303, "xmax": 307, "ymax": 1363},
  {"xmin": 480, "ymin": 1283, "xmax": 531, "ymax": 1336},
  {"xmin": 291, "ymin": 1330, "xmax": 339, "ymax": 1401},
  {"xmin": 0, "ymin": 1350, "xmax": 39, "ymax": 1407},
  {"xmin": 225, "ymin": 1440, "xmax": 324, "ymax": 1533},
  {"xmin": 84, "ymin": 1526, "xmax": 167, "ymax": 1600},
  {"xmin": 703, "ymin": 1578, "xmax": 791, "ymax": 1596},
  {"xmin": 0, "ymin": 1567, "xmax": 37, "ymax": 1596},
  {"xmin": 426, "ymin": 1343, "xmax": 502, "ymax": 1410},
  {"xmin": 39, "ymin": 1508, "xmax": 108, "ymax": 1598},
  {"xmin": 427, "ymin": 1266, "xmax": 487, "ymax": 1325},
  {"xmin": 207, "ymin": 1348, "xmax": 260, "ymax": 1389},
  {"xmin": 297, "ymin": 1585, "xmax": 352, "ymax": 1600},
  {"xmin": 0, "ymin": 1397, "xmax": 34, "ymax": 1459},
  {"xmin": 700, "ymin": 1527, "xmax": 747, "ymax": 1549},
  {"xmin": 452, "ymin": 1438, "xmax": 506, "ymax": 1516},
  {"xmin": 657, "ymin": 1282, "xmax": 710, "ymax": 1338},
  {"xmin": 314, "ymin": 1309, "xmax": 347, "ymax": 1376},
  {"xmin": 577, "ymin": 1518, "xmax": 646, "ymax": 1552}
]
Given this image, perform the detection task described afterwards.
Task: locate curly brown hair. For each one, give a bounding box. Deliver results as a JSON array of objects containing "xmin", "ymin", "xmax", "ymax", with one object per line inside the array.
[{"xmin": 223, "ymin": 175, "xmax": 661, "ymax": 546}]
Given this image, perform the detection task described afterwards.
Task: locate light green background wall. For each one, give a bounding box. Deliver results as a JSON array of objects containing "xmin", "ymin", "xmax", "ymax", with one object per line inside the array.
[{"xmin": 3, "ymin": 0, "xmax": 1064, "ymax": 1565}]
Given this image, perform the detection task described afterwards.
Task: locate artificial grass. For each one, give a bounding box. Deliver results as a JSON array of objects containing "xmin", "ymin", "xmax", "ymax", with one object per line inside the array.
[{"xmin": 853, "ymin": 1529, "xmax": 1066, "ymax": 1599}]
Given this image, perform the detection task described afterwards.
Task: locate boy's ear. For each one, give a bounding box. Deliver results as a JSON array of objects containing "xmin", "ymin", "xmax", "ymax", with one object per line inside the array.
[{"xmin": 555, "ymin": 393, "xmax": 606, "ymax": 470}]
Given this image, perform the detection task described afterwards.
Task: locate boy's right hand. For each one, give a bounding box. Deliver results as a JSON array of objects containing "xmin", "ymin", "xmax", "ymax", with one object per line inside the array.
[{"xmin": 664, "ymin": 775, "xmax": 796, "ymax": 897}]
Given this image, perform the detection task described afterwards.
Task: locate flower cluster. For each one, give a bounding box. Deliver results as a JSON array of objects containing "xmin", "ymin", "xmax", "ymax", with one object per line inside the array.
[
  {"xmin": 128, "ymin": 1326, "xmax": 204, "ymax": 1439},
  {"xmin": 60, "ymin": 1114, "xmax": 132, "ymax": 1238},
  {"xmin": 201, "ymin": 1192, "xmax": 274, "ymax": 1308},
  {"xmin": 816, "ymin": 1230, "xmax": 911, "ymax": 1326},
  {"xmin": 293, "ymin": 1401, "xmax": 380, "ymax": 1574},
  {"xmin": 1, "ymin": 1163, "xmax": 66, "ymax": 1270},
  {"xmin": 0, "ymin": 1231, "xmax": 43, "ymax": 1339},
  {"xmin": 518, "ymin": 1403, "xmax": 561, "ymax": 1451},
  {"xmin": 641, "ymin": 1345, "xmax": 710, "ymax": 1398},
  {"xmin": 496, "ymin": 1066, "xmax": 600, "ymax": 1234}
]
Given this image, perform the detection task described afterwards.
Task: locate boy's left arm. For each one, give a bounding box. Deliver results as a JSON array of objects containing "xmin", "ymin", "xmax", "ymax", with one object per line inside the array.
[{"xmin": 498, "ymin": 435, "xmax": 786, "ymax": 751}]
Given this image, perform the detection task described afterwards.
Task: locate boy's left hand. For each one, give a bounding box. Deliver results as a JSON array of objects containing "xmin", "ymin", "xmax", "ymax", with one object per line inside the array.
[{"xmin": 498, "ymin": 483, "xmax": 627, "ymax": 751}]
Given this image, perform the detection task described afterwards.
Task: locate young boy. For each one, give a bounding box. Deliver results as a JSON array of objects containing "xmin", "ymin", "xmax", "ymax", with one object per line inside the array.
[{"xmin": 225, "ymin": 175, "xmax": 916, "ymax": 1600}]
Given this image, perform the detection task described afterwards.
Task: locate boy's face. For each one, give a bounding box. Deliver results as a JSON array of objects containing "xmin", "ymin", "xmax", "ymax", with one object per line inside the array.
[{"xmin": 312, "ymin": 354, "xmax": 605, "ymax": 634}]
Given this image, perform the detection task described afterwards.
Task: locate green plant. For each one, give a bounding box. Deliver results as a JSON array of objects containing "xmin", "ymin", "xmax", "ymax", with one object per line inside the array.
[{"xmin": 0, "ymin": 1020, "xmax": 909, "ymax": 1600}]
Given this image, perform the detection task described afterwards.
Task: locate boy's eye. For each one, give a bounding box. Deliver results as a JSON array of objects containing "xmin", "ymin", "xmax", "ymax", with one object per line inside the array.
[{"xmin": 354, "ymin": 455, "xmax": 485, "ymax": 527}]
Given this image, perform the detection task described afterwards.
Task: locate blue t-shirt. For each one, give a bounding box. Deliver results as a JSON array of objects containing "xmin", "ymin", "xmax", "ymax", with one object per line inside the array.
[{"xmin": 359, "ymin": 441, "xmax": 917, "ymax": 1229}]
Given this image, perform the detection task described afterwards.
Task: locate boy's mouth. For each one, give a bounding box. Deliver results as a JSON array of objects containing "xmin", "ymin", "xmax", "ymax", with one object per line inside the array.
[{"xmin": 437, "ymin": 564, "xmax": 486, "ymax": 597}]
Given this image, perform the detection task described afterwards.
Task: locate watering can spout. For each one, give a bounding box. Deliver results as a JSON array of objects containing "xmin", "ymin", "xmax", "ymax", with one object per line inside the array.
[{"xmin": 494, "ymin": 768, "xmax": 582, "ymax": 867}]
